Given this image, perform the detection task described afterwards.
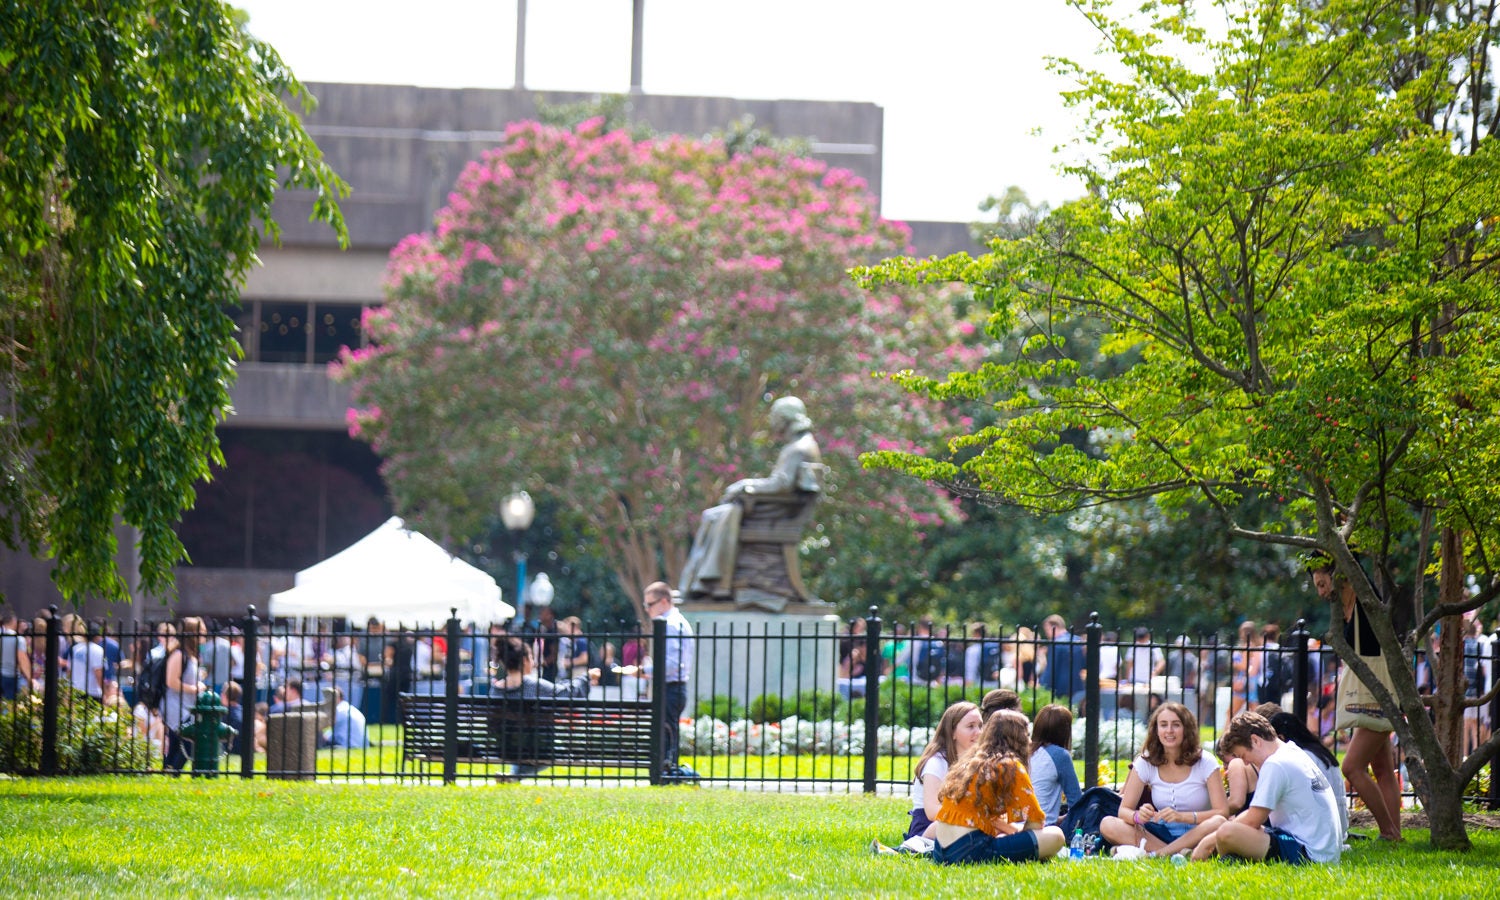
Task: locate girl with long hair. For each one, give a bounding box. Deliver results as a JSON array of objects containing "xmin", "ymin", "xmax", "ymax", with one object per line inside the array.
[
  {"xmin": 929, "ymin": 710, "xmax": 1066, "ymax": 864},
  {"xmin": 1100, "ymin": 701, "xmax": 1228, "ymax": 857},
  {"xmin": 904, "ymin": 701, "xmax": 982, "ymax": 841}
]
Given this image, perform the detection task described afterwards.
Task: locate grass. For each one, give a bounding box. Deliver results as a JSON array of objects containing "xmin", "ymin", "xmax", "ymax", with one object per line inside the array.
[{"xmin": 2, "ymin": 779, "xmax": 1499, "ymax": 898}]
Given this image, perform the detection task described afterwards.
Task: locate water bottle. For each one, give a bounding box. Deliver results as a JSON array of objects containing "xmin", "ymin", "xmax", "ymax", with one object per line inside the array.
[{"xmin": 1069, "ymin": 828, "xmax": 1086, "ymax": 861}]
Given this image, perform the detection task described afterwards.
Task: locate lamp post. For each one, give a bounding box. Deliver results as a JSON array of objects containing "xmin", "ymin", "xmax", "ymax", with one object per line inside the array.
[{"xmin": 500, "ymin": 490, "xmax": 536, "ymax": 627}]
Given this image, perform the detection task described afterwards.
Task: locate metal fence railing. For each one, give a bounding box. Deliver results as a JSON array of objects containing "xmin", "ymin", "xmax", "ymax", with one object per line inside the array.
[{"xmin": 1, "ymin": 605, "xmax": 1495, "ymax": 807}]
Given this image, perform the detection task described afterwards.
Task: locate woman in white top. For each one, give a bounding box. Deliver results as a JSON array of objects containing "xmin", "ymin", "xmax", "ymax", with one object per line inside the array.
[
  {"xmin": 162, "ymin": 616, "xmax": 207, "ymax": 774},
  {"xmin": 1101, "ymin": 701, "xmax": 1229, "ymax": 856},
  {"xmin": 904, "ymin": 701, "xmax": 982, "ymax": 841}
]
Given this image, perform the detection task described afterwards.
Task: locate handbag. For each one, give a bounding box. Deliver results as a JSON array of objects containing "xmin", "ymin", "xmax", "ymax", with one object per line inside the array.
[{"xmin": 1334, "ymin": 606, "xmax": 1394, "ymax": 732}]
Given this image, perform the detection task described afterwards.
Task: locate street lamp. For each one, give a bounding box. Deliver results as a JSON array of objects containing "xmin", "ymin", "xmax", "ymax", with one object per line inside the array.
[{"xmin": 500, "ymin": 490, "xmax": 536, "ymax": 625}]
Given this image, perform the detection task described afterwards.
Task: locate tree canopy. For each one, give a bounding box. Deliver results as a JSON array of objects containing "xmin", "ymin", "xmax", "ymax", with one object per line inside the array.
[
  {"xmin": 337, "ymin": 119, "xmax": 981, "ymax": 618},
  {"xmin": 0, "ymin": 0, "xmax": 347, "ymax": 602},
  {"xmin": 856, "ymin": 0, "xmax": 1500, "ymax": 849}
]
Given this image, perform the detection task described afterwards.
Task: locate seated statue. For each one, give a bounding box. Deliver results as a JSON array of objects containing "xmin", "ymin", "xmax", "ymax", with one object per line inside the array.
[{"xmin": 680, "ymin": 396, "xmax": 828, "ymax": 611}]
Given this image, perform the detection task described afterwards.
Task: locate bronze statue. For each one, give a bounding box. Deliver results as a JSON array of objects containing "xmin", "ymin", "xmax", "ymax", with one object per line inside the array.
[{"xmin": 680, "ymin": 396, "xmax": 827, "ymax": 611}]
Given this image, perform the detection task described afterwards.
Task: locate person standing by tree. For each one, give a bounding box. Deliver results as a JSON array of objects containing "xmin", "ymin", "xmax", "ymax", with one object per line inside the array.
[{"xmin": 1315, "ymin": 567, "xmax": 1401, "ymax": 842}]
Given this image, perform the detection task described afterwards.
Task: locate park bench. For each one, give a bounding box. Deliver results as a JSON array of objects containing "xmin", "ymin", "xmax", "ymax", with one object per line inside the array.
[{"xmin": 397, "ymin": 693, "xmax": 656, "ymax": 773}]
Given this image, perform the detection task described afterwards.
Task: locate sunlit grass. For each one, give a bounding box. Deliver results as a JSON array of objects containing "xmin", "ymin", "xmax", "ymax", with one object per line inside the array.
[{"xmin": 1, "ymin": 779, "xmax": 1496, "ymax": 898}]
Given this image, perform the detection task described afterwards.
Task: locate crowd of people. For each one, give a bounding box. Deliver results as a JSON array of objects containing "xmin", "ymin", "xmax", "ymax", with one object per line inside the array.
[
  {"xmin": 2, "ymin": 592, "xmax": 1493, "ymax": 796},
  {"xmin": 0, "ymin": 579, "xmax": 699, "ymax": 778},
  {"xmin": 839, "ymin": 608, "xmax": 1495, "ymax": 752}
]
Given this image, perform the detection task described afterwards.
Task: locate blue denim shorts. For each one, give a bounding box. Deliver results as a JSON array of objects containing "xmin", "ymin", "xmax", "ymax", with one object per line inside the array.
[
  {"xmin": 1143, "ymin": 821, "xmax": 1194, "ymax": 844},
  {"xmin": 931, "ymin": 828, "xmax": 1039, "ymax": 865},
  {"xmin": 1262, "ymin": 826, "xmax": 1311, "ymax": 865}
]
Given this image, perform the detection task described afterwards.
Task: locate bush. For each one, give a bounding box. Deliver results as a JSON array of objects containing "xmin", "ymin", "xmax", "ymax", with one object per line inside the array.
[
  {"xmin": 791, "ymin": 689, "xmax": 841, "ymax": 721},
  {"xmin": 0, "ymin": 690, "xmax": 157, "ymax": 775},
  {"xmin": 695, "ymin": 694, "xmax": 743, "ymax": 723},
  {"xmin": 748, "ymin": 694, "xmax": 783, "ymax": 724}
]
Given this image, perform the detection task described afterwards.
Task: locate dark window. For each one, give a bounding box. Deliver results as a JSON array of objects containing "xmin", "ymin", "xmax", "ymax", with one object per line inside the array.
[
  {"xmin": 313, "ymin": 303, "xmax": 364, "ymax": 364},
  {"xmin": 257, "ymin": 302, "xmax": 312, "ymax": 364}
]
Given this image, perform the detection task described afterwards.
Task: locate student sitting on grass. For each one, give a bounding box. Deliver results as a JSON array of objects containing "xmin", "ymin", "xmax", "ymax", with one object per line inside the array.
[
  {"xmin": 871, "ymin": 700, "xmax": 982, "ymax": 855},
  {"xmin": 929, "ymin": 710, "xmax": 1066, "ymax": 865},
  {"xmin": 1191, "ymin": 712, "xmax": 1341, "ymax": 864},
  {"xmin": 1100, "ymin": 701, "xmax": 1228, "ymax": 857},
  {"xmin": 1028, "ymin": 704, "xmax": 1082, "ymax": 826}
]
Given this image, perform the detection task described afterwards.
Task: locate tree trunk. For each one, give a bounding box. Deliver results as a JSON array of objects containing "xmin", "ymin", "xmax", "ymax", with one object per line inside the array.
[
  {"xmin": 1435, "ymin": 528, "xmax": 1466, "ymax": 766},
  {"xmin": 1416, "ymin": 528, "xmax": 1474, "ymax": 850},
  {"xmin": 1422, "ymin": 761, "xmax": 1473, "ymax": 851}
]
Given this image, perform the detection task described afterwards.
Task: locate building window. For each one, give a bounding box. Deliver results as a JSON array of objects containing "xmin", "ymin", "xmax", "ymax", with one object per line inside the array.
[{"xmin": 235, "ymin": 299, "xmax": 366, "ymax": 364}]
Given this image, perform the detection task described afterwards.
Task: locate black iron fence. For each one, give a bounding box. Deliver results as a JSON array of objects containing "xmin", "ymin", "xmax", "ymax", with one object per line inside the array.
[{"xmin": 2, "ymin": 606, "xmax": 1495, "ymax": 806}]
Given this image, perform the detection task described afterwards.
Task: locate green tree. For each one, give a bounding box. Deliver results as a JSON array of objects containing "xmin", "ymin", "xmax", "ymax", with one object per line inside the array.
[
  {"xmin": 337, "ymin": 120, "xmax": 981, "ymax": 623},
  {"xmin": 857, "ymin": 0, "xmax": 1500, "ymax": 850},
  {"xmin": 0, "ymin": 1, "xmax": 347, "ymax": 603}
]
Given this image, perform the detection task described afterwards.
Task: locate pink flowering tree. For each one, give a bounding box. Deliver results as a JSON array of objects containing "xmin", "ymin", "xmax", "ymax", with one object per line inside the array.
[{"xmin": 336, "ymin": 120, "xmax": 981, "ymax": 620}]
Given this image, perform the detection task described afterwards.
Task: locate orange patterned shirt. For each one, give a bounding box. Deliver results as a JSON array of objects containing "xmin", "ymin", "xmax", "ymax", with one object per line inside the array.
[{"xmin": 934, "ymin": 760, "xmax": 1045, "ymax": 838}]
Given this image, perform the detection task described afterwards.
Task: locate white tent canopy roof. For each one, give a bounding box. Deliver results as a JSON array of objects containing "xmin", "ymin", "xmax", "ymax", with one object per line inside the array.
[{"xmin": 268, "ymin": 517, "xmax": 513, "ymax": 626}]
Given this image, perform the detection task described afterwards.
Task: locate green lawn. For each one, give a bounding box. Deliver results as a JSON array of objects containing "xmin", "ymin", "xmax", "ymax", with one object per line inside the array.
[{"xmin": 1, "ymin": 779, "xmax": 1497, "ymax": 898}]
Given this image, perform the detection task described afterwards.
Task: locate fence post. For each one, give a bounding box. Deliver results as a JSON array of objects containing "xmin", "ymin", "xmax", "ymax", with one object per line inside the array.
[
  {"xmin": 1290, "ymin": 618, "xmax": 1309, "ymax": 725},
  {"xmin": 863, "ymin": 606, "xmax": 882, "ymax": 795},
  {"xmin": 1490, "ymin": 685, "xmax": 1500, "ymax": 811},
  {"xmin": 240, "ymin": 606, "xmax": 260, "ymax": 780},
  {"xmin": 40, "ymin": 606, "xmax": 60, "ymax": 776},
  {"xmin": 443, "ymin": 610, "xmax": 461, "ymax": 785},
  {"xmin": 1084, "ymin": 612, "xmax": 1102, "ymax": 789},
  {"xmin": 649, "ymin": 617, "xmax": 667, "ymax": 785}
]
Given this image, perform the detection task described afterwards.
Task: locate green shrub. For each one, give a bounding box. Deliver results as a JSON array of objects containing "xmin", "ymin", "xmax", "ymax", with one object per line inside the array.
[
  {"xmin": 791, "ymin": 689, "xmax": 841, "ymax": 721},
  {"xmin": 0, "ymin": 690, "xmax": 157, "ymax": 775},
  {"xmin": 748, "ymin": 694, "xmax": 783, "ymax": 724},
  {"xmin": 695, "ymin": 694, "xmax": 743, "ymax": 722},
  {"xmin": 871, "ymin": 682, "xmax": 1059, "ymax": 728}
]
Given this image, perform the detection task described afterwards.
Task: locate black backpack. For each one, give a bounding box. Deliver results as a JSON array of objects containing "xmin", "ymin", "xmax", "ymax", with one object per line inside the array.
[
  {"xmin": 1059, "ymin": 786, "xmax": 1121, "ymax": 845},
  {"xmin": 135, "ymin": 650, "xmax": 172, "ymax": 711},
  {"xmin": 1262, "ymin": 651, "xmax": 1294, "ymax": 701}
]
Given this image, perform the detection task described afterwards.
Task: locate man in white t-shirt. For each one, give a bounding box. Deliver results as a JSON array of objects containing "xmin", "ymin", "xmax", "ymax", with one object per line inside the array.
[{"xmin": 1195, "ymin": 712, "xmax": 1342, "ymax": 864}]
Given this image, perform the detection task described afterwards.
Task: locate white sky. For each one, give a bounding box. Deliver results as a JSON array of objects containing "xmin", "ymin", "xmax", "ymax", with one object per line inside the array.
[{"xmin": 233, "ymin": 0, "xmax": 1112, "ymax": 223}]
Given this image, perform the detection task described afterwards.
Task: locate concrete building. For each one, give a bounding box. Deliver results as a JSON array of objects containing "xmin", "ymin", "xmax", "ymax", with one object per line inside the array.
[{"xmin": 1, "ymin": 83, "xmax": 982, "ymax": 622}]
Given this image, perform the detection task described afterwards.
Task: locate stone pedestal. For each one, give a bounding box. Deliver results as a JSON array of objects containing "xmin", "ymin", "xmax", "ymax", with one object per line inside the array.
[{"xmin": 679, "ymin": 602, "xmax": 843, "ymax": 712}]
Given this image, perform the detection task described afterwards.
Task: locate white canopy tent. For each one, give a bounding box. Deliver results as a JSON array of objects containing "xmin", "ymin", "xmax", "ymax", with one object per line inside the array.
[{"xmin": 268, "ymin": 517, "xmax": 513, "ymax": 626}]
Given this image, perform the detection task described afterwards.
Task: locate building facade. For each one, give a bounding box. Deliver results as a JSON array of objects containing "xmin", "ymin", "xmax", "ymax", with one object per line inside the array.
[{"xmin": 1, "ymin": 83, "xmax": 981, "ymax": 621}]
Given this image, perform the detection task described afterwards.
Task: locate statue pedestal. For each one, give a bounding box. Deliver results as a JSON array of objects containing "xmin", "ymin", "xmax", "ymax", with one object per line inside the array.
[{"xmin": 680, "ymin": 602, "xmax": 843, "ymax": 713}]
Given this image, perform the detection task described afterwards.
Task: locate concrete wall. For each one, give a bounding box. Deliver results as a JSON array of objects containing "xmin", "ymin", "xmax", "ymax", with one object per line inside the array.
[{"xmin": 269, "ymin": 84, "xmax": 885, "ymax": 251}]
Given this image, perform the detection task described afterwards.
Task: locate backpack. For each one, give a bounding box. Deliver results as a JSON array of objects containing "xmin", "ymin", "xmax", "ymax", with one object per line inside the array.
[
  {"xmin": 1259, "ymin": 650, "xmax": 1293, "ymax": 702},
  {"xmin": 914, "ymin": 640, "xmax": 946, "ymax": 682},
  {"xmin": 135, "ymin": 650, "xmax": 172, "ymax": 711},
  {"xmin": 1059, "ymin": 786, "xmax": 1121, "ymax": 847}
]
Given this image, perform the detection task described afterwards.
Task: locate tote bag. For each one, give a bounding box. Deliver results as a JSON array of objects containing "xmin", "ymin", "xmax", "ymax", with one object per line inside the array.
[{"xmin": 1335, "ymin": 607, "xmax": 1394, "ymax": 733}]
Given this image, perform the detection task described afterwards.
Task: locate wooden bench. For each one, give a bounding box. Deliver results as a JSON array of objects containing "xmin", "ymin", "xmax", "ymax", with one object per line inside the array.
[{"xmin": 398, "ymin": 693, "xmax": 656, "ymax": 773}]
